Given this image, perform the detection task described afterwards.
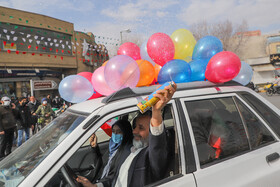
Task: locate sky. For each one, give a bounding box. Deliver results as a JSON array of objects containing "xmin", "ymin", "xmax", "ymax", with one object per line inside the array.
[{"xmin": 1, "ymin": 0, "xmax": 280, "ymax": 54}]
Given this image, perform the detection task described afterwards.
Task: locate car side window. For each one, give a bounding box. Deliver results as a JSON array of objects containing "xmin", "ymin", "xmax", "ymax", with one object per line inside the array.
[
  {"xmin": 185, "ymin": 97, "xmax": 250, "ymax": 166},
  {"xmin": 240, "ymin": 93, "xmax": 280, "ymax": 138},
  {"xmin": 235, "ymin": 98, "xmax": 275, "ymax": 149}
]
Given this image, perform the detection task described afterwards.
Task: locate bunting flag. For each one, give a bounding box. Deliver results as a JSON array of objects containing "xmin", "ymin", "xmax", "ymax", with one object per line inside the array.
[
  {"xmin": 10, "ymin": 31, "xmax": 15, "ymax": 34},
  {"xmin": 13, "ymin": 36, "xmax": 18, "ymax": 41},
  {"xmin": 34, "ymin": 35, "xmax": 38, "ymax": 39},
  {"xmin": 6, "ymin": 35, "xmax": 10, "ymax": 40}
]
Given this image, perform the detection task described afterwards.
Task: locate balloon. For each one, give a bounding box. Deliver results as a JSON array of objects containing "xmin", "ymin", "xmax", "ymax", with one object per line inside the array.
[
  {"xmin": 190, "ymin": 58, "xmax": 210, "ymax": 81},
  {"xmin": 102, "ymin": 60, "xmax": 108, "ymax": 66},
  {"xmin": 205, "ymin": 51, "xmax": 241, "ymax": 83},
  {"xmin": 158, "ymin": 59, "xmax": 191, "ymax": 84},
  {"xmin": 91, "ymin": 66, "xmax": 115, "ymax": 96},
  {"xmin": 192, "ymin": 36, "xmax": 223, "ymax": 60},
  {"xmin": 147, "ymin": 33, "xmax": 175, "ymax": 66},
  {"xmin": 104, "ymin": 55, "xmax": 140, "ymax": 90},
  {"xmin": 59, "ymin": 75, "xmax": 94, "ymax": 103},
  {"xmin": 233, "ymin": 61, "xmax": 253, "ymax": 85},
  {"xmin": 77, "ymin": 72, "xmax": 102, "ymax": 99},
  {"xmin": 171, "ymin": 29, "xmax": 196, "ymax": 59},
  {"xmin": 154, "ymin": 64, "xmax": 162, "ymax": 82},
  {"xmin": 136, "ymin": 60, "xmax": 155, "ymax": 87},
  {"xmin": 140, "ymin": 40, "xmax": 155, "ymax": 65},
  {"xmin": 117, "ymin": 42, "xmax": 141, "ymax": 60}
]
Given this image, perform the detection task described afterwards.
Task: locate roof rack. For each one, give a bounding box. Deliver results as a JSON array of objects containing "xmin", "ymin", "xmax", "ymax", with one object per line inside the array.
[{"xmin": 102, "ymin": 80, "xmax": 242, "ymax": 104}]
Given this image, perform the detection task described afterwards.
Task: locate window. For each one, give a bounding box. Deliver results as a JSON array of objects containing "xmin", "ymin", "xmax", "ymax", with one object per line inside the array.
[
  {"xmin": 185, "ymin": 97, "xmax": 250, "ymax": 166},
  {"xmin": 235, "ymin": 98, "xmax": 275, "ymax": 149},
  {"xmin": 240, "ymin": 93, "xmax": 280, "ymax": 138},
  {"xmin": 47, "ymin": 105, "xmax": 181, "ymax": 186}
]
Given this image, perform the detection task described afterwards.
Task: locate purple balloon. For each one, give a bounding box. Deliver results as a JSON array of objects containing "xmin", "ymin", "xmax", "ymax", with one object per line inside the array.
[{"xmin": 104, "ymin": 55, "xmax": 140, "ymax": 91}]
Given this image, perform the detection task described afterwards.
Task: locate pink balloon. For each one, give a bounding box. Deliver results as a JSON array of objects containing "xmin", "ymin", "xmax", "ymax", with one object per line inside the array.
[
  {"xmin": 91, "ymin": 67, "xmax": 115, "ymax": 96},
  {"xmin": 117, "ymin": 42, "xmax": 141, "ymax": 60},
  {"xmin": 147, "ymin": 33, "xmax": 175, "ymax": 66},
  {"xmin": 205, "ymin": 51, "xmax": 241, "ymax": 83},
  {"xmin": 78, "ymin": 72, "xmax": 102, "ymax": 99}
]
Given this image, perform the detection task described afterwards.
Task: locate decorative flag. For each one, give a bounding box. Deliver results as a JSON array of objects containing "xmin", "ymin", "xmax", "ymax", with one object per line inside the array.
[
  {"xmin": 61, "ymin": 57, "xmax": 63, "ymax": 60},
  {"xmin": 41, "ymin": 37, "xmax": 44, "ymax": 40},
  {"xmin": 6, "ymin": 35, "xmax": 10, "ymax": 40},
  {"xmin": 36, "ymin": 40, "xmax": 40, "ymax": 45},
  {"xmin": 22, "ymin": 38, "xmax": 26, "ymax": 42},
  {"xmin": 60, "ymin": 40, "xmax": 62, "ymax": 43},
  {"xmin": 62, "ymin": 44, "xmax": 65, "ymax": 49},
  {"xmin": 29, "ymin": 39, "xmax": 32, "ymax": 43},
  {"xmin": 3, "ymin": 29, "xmax": 7, "ymax": 33},
  {"xmin": 48, "ymin": 38, "xmax": 51, "ymax": 41},
  {"xmin": 36, "ymin": 46, "xmax": 38, "ymax": 50},
  {"xmin": 68, "ymin": 45, "xmax": 71, "ymax": 49},
  {"xmin": 27, "ymin": 34, "xmax": 31, "ymax": 38},
  {"xmin": 55, "ymin": 44, "xmax": 59, "ymax": 47},
  {"xmin": 66, "ymin": 41, "xmax": 68, "ymax": 45},
  {"xmin": 50, "ymin": 42, "xmax": 53, "ymax": 46},
  {"xmin": 54, "ymin": 39, "xmax": 57, "ymax": 43},
  {"xmin": 16, "ymin": 51, "xmax": 19, "ymax": 54},
  {"xmin": 10, "ymin": 31, "xmax": 15, "ymax": 35},
  {"xmin": 44, "ymin": 42, "xmax": 48, "ymax": 46},
  {"xmin": 19, "ymin": 32, "xmax": 24, "ymax": 35},
  {"xmin": 28, "ymin": 45, "xmax": 31, "ymax": 49},
  {"xmin": 13, "ymin": 36, "xmax": 18, "ymax": 41},
  {"xmin": 11, "ymin": 43, "xmax": 14, "ymax": 47},
  {"xmin": 76, "ymin": 42, "xmax": 79, "ymax": 46},
  {"xmin": 82, "ymin": 39, "xmax": 89, "ymax": 56},
  {"xmin": 7, "ymin": 50, "xmax": 11, "ymax": 53},
  {"xmin": 34, "ymin": 36, "xmax": 38, "ymax": 39}
]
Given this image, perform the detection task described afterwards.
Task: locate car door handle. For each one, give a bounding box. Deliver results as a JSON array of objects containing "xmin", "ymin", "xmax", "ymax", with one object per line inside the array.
[{"xmin": 266, "ymin": 152, "xmax": 280, "ymax": 163}]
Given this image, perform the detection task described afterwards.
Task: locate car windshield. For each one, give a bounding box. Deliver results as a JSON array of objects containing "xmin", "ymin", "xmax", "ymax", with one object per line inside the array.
[{"xmin": 0, "ymin": 111, "xmax": 87, "ymax": 187}]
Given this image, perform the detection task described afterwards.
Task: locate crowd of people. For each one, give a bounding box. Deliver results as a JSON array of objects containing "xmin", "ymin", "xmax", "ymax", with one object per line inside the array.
[{"xmin": 0, "ymin": 94, "xmax": 68, "ymax": 160}]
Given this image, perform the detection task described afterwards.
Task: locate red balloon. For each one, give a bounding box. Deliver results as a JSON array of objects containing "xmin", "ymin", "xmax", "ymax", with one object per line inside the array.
[
  {"xmin": 77, "ymin": 72, "xmax": 102, "ymax": 99},
  {"xmin": 205, "ymin": 51, "xmax": 241, "ymax": 83},
  {"xmin": 117, "ymin": 42, "xmax": 141, "ymax": 60},
  {"xmin": 147, "ymin": 33, "xmax": 175, "ymax": 66}
]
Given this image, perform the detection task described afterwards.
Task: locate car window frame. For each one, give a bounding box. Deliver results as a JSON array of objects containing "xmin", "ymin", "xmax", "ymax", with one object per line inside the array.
[
  {"xmin": 36, "ymin": 100, "xmax": 186, "ymax": 186},
  {"xmin": 180, "ymin": 92, "xmax": 279, "ymax": 171}
]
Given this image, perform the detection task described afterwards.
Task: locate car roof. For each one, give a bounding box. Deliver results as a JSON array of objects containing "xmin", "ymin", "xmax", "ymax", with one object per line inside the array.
[{"xmin": 68, "ymin": 81, "xmax": 246, "ymax": 114}]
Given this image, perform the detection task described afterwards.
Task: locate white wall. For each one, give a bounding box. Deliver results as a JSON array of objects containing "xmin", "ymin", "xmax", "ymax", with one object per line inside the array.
[{"xmin": 252, "ymin": 71, "xmax": 275, "ymax": 84}]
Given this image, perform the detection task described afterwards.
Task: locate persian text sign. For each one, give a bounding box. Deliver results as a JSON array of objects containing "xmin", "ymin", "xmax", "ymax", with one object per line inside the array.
[{"xmin": 33, "ymin": 80, "xmax": 57, "ymax": 90}]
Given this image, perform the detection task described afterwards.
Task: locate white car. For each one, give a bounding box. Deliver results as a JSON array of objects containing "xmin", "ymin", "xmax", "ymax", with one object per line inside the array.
[{"xmin": 1, "ymin": 81, "xmax": 280, "ymax": 187}]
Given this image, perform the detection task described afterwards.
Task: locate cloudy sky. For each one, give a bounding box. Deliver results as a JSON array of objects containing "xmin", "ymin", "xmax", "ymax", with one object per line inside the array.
[{"xmin": 1, "ymin": 0, "xmax": 279, "ymax": 48}]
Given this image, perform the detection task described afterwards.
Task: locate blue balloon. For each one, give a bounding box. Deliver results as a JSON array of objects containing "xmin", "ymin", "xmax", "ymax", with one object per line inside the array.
[
  {"xmin": 233, "ymin": 61, "xmax": 253, "ymax": 85},
  {"xmin": 190, "ymin": 58, "xmax": 210, "ymax": 81},
  {"xmin": 158, "ymin": 59, "xmax": 191, "ymax": 84},
  {"xmin": 59, "ymin": 75, "xmax": 94, "ymax": 103},
  {"xmin": 192, "ymin": 36, "xmax": 223, "ymax": 60}
]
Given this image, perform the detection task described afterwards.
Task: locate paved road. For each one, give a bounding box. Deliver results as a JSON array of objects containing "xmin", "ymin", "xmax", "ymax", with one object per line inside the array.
[{"xmin": 258, "ymin": 92, "xmax": 280, "ymax": 109}]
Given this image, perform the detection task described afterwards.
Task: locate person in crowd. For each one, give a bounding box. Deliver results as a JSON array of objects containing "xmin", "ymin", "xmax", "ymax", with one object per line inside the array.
[
  {"xmin": 16, "ymin": 97, "xmax": 32, "ymax": 147},
  {"xmin": 27, "ymin": 96, "xmax": 41, "ymax": 134},
  {"xmin": 77, "ymin": 82, "xmax": 177, "ymax": 187},
  {"xmin": 34, "ymin": 98, "xmax": 54, "ymax": 127},
  {"xmin": 52, "ymin": 95, "xmax": 63, "ymax": 109},
  {"xmin": 0, "ymin": 96, "xmax": 17, "ymax": 159},
  {"xmin": 46, "ymin": 94, "xmax": 53, "ymax": 107}
]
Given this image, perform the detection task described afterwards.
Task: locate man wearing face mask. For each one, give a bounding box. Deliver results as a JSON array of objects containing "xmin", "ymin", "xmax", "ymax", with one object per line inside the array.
[
  {"xmin": 0, "ymin": 96, "xmax": 17, "ymax": 159},
  {"xmin": 16, "ymin": 97, "xmax": 32, "ymax": 147},
  {"xmin": 34, "ymin": 98, "xmax": 54, "ymax": 127}
]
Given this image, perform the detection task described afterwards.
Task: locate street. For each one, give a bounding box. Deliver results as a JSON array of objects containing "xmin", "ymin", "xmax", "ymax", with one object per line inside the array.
[{"xmin": 258, "ymin": 92, "xmax": 280, "ymax": 109}]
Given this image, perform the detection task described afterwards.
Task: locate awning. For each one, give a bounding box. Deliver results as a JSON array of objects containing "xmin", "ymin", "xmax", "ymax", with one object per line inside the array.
[{"xmin": 252, "ymin": 64, "xmax": 276, "ymax": 72}]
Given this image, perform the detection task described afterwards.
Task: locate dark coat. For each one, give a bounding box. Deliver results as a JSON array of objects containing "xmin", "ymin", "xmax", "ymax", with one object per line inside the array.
[
  {"xmin": 0, "ymin": 106, "xmax": 17, "ymax": 131},
  {"xmin": 16, "ymin": 104, "xmax": 32, "ymax": 129},
  {"xmin": 102, "ymin": 129, "xmax": 168, "ymax": 187},
  {"xmin": 27, "ymin": 100, "xmax": 41, "ymax": 114}
]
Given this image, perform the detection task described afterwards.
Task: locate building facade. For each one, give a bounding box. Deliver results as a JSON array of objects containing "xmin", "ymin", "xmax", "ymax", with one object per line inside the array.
[{"xmin": 0, "ymin": 6, "xmax": 108, "ymax": 100}]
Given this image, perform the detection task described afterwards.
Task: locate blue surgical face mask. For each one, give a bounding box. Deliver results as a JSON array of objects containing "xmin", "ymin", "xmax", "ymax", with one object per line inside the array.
[{"xmin": 111, "ymin": 133, "xmax": 123, "ymax": 144}]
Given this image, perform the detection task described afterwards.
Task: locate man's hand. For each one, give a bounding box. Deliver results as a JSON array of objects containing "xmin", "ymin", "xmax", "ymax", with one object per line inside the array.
[
  {"xmin": 151, "ymin": 82, "xmax": 177, "ymax": 127},
  {"xmin": 76, "ymin": 176, "xmax": 97, "ymax": 187},
  {"xmin": 89, "ymin": 134, "xmax": 97, "ymax": 148},
  {"xmin": 11, "ymin": 103, "xmax": 16, "ymax": 109},
  {"xmin": 0, "ymin": 131, "xmax": 4, "ymax": 135}
]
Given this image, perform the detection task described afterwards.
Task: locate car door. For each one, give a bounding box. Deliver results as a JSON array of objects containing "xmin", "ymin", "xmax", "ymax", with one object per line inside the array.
[{"xmin": 181, "ymin": 93, "xmax": 280, "ymax": 187}]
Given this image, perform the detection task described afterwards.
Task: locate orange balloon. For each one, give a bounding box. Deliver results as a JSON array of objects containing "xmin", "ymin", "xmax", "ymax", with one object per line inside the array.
[
  {"xmin": 154, "ymin": 64, "xmax": 162, "ymax": 81},
  {"xmin": 102, "ymin": 60, "xmax": 108, "ymax": 66},
  {"xmin": 136, "ymin": 60, "xmax": 155, "ymax": 87}
]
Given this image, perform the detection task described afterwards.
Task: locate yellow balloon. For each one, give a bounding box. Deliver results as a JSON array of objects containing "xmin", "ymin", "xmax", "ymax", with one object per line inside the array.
[{"xmin": 171, "ymin": 29, "xmax": 196, "ymax": 59}]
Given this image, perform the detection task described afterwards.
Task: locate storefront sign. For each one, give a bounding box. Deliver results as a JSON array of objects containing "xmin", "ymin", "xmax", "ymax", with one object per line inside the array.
[
  {"xmin": 4, "ymin": 43, "xmax": 17, "ymax": 51},
  {"xmin": 33, "ymin": 80, "xmax": 57, "ymax": 90}
]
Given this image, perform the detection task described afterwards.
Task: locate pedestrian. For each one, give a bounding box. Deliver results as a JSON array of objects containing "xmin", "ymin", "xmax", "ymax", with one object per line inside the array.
[
  {"xmin": 0, "ymin": 96, "xmax": 17, "ymax": 159},
  {"xmin": 27, "ymin": 96, "xmax": 41, "ymax": 135},
  {"xmin": 52, "ymin": 95, "xmax": 63, "ymax": 109},
  {"xmin": 46, "ymin": 94, "xmax": 53, "ymax": 107},
  {"xmin": 16, "ymin": 97, "xmax": 32, "ymax": 147},
  {"xmin": 34, "ymin": 98, "xmax": 54, "ymax": 127}
]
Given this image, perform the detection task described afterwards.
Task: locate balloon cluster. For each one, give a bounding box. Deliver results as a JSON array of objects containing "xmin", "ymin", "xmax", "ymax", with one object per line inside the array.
[{"xmin": 59, "ymin": 28, "xmax": 253, "ymax": 103}]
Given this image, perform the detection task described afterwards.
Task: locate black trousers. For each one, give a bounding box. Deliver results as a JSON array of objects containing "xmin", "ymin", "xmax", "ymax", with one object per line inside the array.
[{"xmin": 0, "ymin": 128, "xmax": 15, "ymax": 158}]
